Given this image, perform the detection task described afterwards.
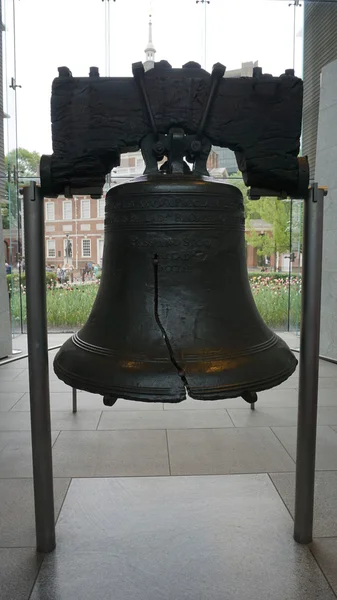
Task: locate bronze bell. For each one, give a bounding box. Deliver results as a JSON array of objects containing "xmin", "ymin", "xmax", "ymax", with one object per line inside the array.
[{"xmin": 54, "ymin": 174, "xmax": 297, "ymax": 405}]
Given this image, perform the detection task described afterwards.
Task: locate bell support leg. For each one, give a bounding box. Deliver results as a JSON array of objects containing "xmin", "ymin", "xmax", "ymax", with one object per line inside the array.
[
  {"xmin": 72, "ymin": 388, "xmax": 78, "ymax": 413},
  {"xmin": 23, "ymin": 183, "xmax": 56, "ymax": 553},
  {"xmin": 294, "ymin": 183, "xmax": 326, "ymax": 544}
]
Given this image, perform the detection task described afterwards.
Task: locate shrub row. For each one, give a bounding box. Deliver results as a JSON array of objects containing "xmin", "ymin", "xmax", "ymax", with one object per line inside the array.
[
  {"xmin": 6, "ymin": 270, "xmax": 299, "ymax": 291},
  {"xmin": 248, "ymin": 271, "xmax": 301, "ymax": 282},
  {"xmin": 7, "ymin": 271, "xmax": 57, "ymax": 290}
]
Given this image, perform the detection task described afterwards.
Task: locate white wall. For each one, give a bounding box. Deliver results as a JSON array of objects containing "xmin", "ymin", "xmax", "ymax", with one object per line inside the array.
[{"xmin": 316, "ymin": 59, "xmax": 337, "ymax": 359}]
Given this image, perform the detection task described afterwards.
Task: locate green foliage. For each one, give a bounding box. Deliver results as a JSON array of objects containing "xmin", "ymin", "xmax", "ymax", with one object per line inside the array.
[
  {"xmin": 9, "ymin": 278, "xmax": 301, "ymax": 332},
  {"xmin": 6, "ymin": 272, "xmax": 24, "ymax": 291},
  {"xmin": 10, "ymin": 283, "xmax": 100, "ymax": 329},
  {"xmin": 248, "ymin": 272, "xmax": 300, "ymax": 282},
  {"xmin": 1, "ymin": 203, "xmax": 9, "ymax": 229},
  {"xmin": 2, "ymin": 148, "xmax": 41, "ymax": 230},
  {"xmin": 45, "ymin": 272, "xmax": 57, "ymax": 286},
  {"xmin": 5, "ymin": 147, "xmax": 40, "ymax": 179},
  {"xmin": 250, "ymin": 274, "xmax": 301, "ymax": 329},
  {"xmin": 229, "ymin": 172, "xmax": 292, "ymax": 260},
  {"xmin": 7, "ymin": 271, "xmax": 56, "ymax": 292}
]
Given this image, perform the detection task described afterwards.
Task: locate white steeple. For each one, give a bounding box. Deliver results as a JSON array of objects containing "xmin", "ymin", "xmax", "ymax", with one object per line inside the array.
[{"xmin": 144, "ymin": 13, "xmax": 156, "ymax": 71}]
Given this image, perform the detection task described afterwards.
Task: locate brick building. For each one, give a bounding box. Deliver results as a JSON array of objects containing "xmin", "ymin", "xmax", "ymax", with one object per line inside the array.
[{"xmin": 44, "ymin": 194, "xmax": 106, "ymax": 270}]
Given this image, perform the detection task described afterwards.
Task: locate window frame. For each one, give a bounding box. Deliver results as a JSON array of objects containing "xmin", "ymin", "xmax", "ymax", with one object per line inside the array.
[
  {"xmin": 45, "ymin": 202, "xmax": 55, "ymax": 221},
  {"xmin": 82, "ymin": 238, "xmax": 91, "ymax": 258},
  {"xmin": 97, "ymin": 198, "xmax": 105, "ymax": 219},
  {"xmin": 47, "ymin": 239, "xmax": 56, "ymax": 258},
  {"xmin": 81, "ymin": 199, "xmax": 91, "ymax": 219},
  {"xmin": 62, "ymin": 200, "xmax": 73, "ymax": 220}
]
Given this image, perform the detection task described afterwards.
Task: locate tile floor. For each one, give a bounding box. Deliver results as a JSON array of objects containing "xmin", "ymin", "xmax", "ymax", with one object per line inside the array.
[{"xmin": 1, "ymin": 332, "xmax": 337, "ymax": 599}]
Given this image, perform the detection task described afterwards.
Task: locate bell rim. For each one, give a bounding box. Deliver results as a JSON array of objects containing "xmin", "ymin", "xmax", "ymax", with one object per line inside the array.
[{"xmin": 54, "ymin": 353, "xmax": 297, "ymax": 402}]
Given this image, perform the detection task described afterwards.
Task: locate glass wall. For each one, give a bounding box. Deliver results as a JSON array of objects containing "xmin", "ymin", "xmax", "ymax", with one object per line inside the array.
[
  {"xmin": 1, "ymin": 0, "xmax": 308, "ymax": 336},
  {"xmin": 2, "ymin": 0, "xmax": 23, "ymax": 336}
]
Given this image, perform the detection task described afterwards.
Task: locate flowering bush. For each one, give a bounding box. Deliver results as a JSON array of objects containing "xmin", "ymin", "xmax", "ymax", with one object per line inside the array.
[
  {"xmin": 7, "ymin": 271, "xmax": 57, "ymax": 291},
  {"xmin": 250, "ymin": 275, "xmax": 301, "ymax": 329},
  {"xmin": 9, "ymin": 274, "xmax": 301, "ymax": 331}
]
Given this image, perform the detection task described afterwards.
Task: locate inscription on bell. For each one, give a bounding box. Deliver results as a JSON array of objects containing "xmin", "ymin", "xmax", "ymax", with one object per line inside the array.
[
  {"xmin": 130, "ymin": 237, "xmax": 216, "ymax": 249},
  {"xmin": 106, "ymin": 212, "xmax": 244, "ymax": 226},
  {"xmin": 111, "ymin": 195, "xmax": 223, "ymax": 210}
]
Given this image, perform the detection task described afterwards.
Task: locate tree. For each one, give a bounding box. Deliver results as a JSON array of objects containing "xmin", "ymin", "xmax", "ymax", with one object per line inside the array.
[
  {"xmin": 5, "ymin": 147, "xmax": 40, "ymax": 180},
  {"xmin": 1, "ymin": 148, "xmax": 40, "ymax": 230},
  {"xmin": 229, "ymin": 172, "xmax": 291, "ymax": 269}
]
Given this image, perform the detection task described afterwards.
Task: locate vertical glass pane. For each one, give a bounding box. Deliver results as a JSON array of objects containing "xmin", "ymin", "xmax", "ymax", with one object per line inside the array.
[
  {"xmin": 288, "ymin": 198, "xmax": 303, "ymax": 344},
  {"xmin": 2, "ymin": 0, "xmax": 23, "ymax": 336}
]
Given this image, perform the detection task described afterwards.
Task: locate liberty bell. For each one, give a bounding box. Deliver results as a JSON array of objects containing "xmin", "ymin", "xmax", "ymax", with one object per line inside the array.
[
  {"xmin": 54, "ymin": 158, "xmax": 297, "ymax": 406},
  {"xmin": 53, "ymin": 62, "xmax": 299, "ymax": 407}
]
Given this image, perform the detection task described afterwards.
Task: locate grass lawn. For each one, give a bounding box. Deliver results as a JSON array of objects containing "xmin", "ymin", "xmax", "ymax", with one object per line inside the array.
[{"xmin": 9, "ymin": 275, "xmax": 301, "ymax": 331}]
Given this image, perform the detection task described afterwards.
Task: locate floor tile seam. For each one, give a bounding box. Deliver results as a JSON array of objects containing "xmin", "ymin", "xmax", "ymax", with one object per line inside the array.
[
  {"xmin": 10, "ymin": 409, "xmax": 102, "ymax": 413},
  {"xmin": 6, "ymin": 392, "xmax": 27, "ymax": 411},
  {"xmin": 30, "ymin": 469, "xmax": 337, "ymax": 480},
  {"xmin": 0, "ymin": 476, "xmax": 38, "ymax": 479},
  {"xmin": 1, "ymin": 425, "xmax": 106, "ymax": 432},
  {"xmin": 225, "ymin": 423, "xmax": 302, "ymax": 428},
  {"xmin": 52, "ymin": 431, "xmax": 61, "ymax": 447},
  {"xmin": 225, "ymin": 409, "xmax": 236, "ymax": 427},
  {"xmin": 165, "ymin": 430, "xmax": 172, "ymax": 475},
  {"xmin": 0, "ymin": 428, "xmax": 111, "ymax": 433},
  {"xmin": 308, "ymin": 545, "xmax": 337, "ymax": 599},
  {"xmin": 27, "ymin": 553, "xmax": 45, "ymax": 600},
  {"xmin": 55, "ymin": 478, "xmax": 73, "ymax": 525},
  {"xmin": 0, "ymin": 476, "xmax": 73, "ymax": 480},
  {"xmin": 0, "ymin": 544, "xmax": 42, "ymax": 549},
  {"xmin": 45, "ymin": 471, "xmax": 298, "ymax": 479},
  {"xmin": 95, "ymin": 411, "xmax": 104, "ymax": 431},
  {"xmin": 266, "ymin": 473, "xmax": 295, "ymax": 523},
  {"xmin": 12, "ymin": 370, "xmax": 28, "ymax": 381},
  {"xmin": 58, "ymin": 426, "xmax": 240, "ymax": 434},
  {"xmin": 95, "ymin": 425, "xmax": 237, "ymax": 431},
  {"xmin": 269, "ymin": 427, "xmax": 296, "ymax": 464},
  {"xmin": 2, "ymin": 409, "xmax": 103, "ymax": 414}
]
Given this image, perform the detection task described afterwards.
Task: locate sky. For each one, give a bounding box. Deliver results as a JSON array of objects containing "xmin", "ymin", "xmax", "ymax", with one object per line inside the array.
[{"xmin": 2, "ymin": 0, "xmax": 303, "ymax": 155}]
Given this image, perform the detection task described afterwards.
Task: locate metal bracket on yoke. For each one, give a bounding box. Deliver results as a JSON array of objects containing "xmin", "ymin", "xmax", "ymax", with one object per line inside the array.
[
  {"xmin": 132, "ymin": 61, "xmax": 225, "ymax": 176},
  {"xmin": 248, "ymin": 159, "xmax": 310, "ymax": 201}
]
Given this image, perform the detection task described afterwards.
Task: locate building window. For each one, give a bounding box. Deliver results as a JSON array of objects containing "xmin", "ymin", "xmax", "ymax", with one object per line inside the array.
[
  {"xmin": 82, "ymin": 239, "xmax": 91, "ymax": 257},
  {"xmin": 81, "ymin": 199, "xmax": 91, "ymax": 219},
  {"xmin": 63, "ymin": 200, "xmax": 72, "ymax": 220},
  {"xmin": 97, "ymin": 198, "xmax": 105, "ymax": 219},
  {"xmin": 47, "ymin": 240, "xmax": 56, "ymax": 258},
  {"xmin": 45, "ymin": 202, "xmax": 55, "ymax": 221}
]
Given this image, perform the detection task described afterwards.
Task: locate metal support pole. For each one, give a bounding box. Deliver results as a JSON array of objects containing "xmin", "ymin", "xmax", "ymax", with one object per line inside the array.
[
  {"xmin": 294, "ymin": 183, "xmax": 326, "ymax": 544},
  {"xmin": 23, "ymin": 182, "xmax": 55, "ymax": 553},
  {"xmin": 72, "ymin": 388, "xmax": 78, "ymax": 413}
]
